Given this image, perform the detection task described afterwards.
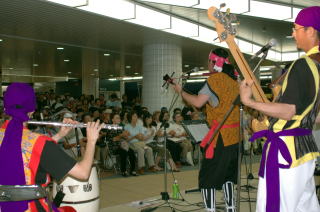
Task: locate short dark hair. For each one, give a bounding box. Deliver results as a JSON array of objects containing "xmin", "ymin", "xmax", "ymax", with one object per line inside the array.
[
  {"xmin": 172, "ymin": 112, "xmax": 182, "ymax": 121},
  {"xmin": 127, "ymin": 111, "xmax": 138, "ymax": 123},
  {"xmin": 211, "ymin": 48, "xmax": 229, "ymax": 59},
  {"xmin": 159, "ymin": 111, "xmax": 169, "ymax": 122},
  {"xmin": 143, "ymin": 113, "xmax": 152, "ymax": 127},
  {"xmin": 110, "ymin": 112, "xmax": 120, "ymax": 121}
]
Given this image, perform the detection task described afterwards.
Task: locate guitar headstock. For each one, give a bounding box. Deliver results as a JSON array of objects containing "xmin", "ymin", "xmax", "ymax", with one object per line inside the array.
[{"xmin": 207, "ymin": 5, "xmax": 238, "ymax": 42}]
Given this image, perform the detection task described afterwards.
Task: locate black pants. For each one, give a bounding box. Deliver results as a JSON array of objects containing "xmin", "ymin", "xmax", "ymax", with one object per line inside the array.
[
  {"xmin": 199, "ymin": 134, "xmax": 238, "ymax": 189},
  {"xmin": 166, "ymin": 139, "xmax": 182, "ymax": 163},
  {"xmin": 118, "ymin": 148, "xmax": 136, "ymax": 173}
]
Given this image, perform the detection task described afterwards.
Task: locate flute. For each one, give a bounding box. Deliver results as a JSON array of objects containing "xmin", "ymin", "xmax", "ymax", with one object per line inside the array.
[{"xmin": 27, "ymin": 121, "xmax": 122, "ymax": 130}]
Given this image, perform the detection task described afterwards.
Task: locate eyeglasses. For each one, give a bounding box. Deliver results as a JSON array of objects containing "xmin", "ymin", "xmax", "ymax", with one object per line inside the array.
[{"xmin": 292, "ymin": 26, "xmax": 305, "ymax": 33}]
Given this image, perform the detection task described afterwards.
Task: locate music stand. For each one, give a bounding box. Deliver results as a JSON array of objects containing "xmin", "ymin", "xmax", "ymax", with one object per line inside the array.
[{"xmin": 181, "ymin": 120, "xmax": 210, "ymax": 194}]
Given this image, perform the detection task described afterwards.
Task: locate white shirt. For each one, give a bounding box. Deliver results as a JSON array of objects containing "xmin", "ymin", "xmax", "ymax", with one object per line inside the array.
[{"xmin": 168, "ymin": 122, "xmax": 187, "ymax": 142}]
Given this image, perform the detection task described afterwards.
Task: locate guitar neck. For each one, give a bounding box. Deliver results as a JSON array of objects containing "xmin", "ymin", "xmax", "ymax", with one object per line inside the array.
[{"xmin": 226, "ymin": 39, "xmax": 269, "ymax": 103}]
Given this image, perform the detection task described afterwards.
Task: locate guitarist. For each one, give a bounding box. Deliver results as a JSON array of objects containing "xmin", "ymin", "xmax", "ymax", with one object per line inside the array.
[
  {"xmin": 172, "ymin": 48, "xmax": 239, "ymax": 212},
  {"xmin": 240, "ymin": 6, "xmax": 320, "ymax": 212}
]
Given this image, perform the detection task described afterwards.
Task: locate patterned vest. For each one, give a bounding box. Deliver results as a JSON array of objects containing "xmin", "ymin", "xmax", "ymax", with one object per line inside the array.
[
  {"xmin": 206, "ymin": 73, "xmax": 240, "ymax": 146},
  {"xmin": 0, "ymin": 121, "xmax": 53, "ymax": 211},
  {"xmin": 269, "ymin": 55, "xmax": 320, "ymax": 167}
]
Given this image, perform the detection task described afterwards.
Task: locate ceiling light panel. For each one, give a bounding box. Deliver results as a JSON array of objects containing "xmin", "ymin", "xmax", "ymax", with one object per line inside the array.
[
  {"xmin": 127, "ymin": 5, "xmax": 171, "ymax": 29},
  {"xmin": 194, "ymin": 0, "xmax": 249, "ymax": 14},
  {"xmin": 138, "ymin": 0, "xmax": 199, "ymax": 7},
  {"xmin": 245, "ymin": 1, "xmax": 292, "ymax": 21},
  {"xmin": 79, "ymin": 0, "xmax": 135, "ymax": 20},
  {"xmin": 163, "ymin": 17, "xmax": 198, "ymax": 37},
  {"xmin": 285, "ymin": 8, "xmax": 302, "ymax": 22},
  {"xmin": 193, "ymin": 26, "xmax": 218, "ymax": 44},
  {"xmin": 46, "ymin": 0, "xmax": 87, "ymax": 7},
  {"xmin": 238, "ymin": 39, "xmax": 253, "ymax": 54},
  {"xmin": 282, "ymin": 52, "xmax": 299, "ymax": 61}
]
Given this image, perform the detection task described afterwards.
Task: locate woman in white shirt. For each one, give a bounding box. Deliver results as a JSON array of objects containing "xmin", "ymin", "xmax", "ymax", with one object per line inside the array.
[{"xmin": 143, "ymin": 114, "xmax": 179, "ymax": 172}]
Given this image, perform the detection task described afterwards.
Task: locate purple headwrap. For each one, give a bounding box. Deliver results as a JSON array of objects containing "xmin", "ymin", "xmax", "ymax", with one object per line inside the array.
[
  {"xmin": 0, "ymin": 83, "xmax": 36, "ymax": 211},
  {"xmin": 295, "ymin": 6, "xmax": 320, "ymax": 50}
]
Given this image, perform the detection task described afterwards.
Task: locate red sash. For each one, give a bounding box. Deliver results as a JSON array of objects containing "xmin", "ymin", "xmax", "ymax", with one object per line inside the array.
[{"xmin": 200, "ymin": 120, "xmax": 239, "ymax": 159}]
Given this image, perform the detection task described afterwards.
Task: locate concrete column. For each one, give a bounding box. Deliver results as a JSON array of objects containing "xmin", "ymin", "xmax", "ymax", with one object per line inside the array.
[{"xmin": 142, "ymin": 35, "xmax": 183, "ymax": 113}]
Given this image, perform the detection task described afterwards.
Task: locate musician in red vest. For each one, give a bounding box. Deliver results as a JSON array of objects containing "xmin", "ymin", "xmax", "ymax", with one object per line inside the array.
[
  {"xmin": 172, "ymin": 48, "xmax": 239, "ymax": 212},
  {"xmin": 0, "ymin": 82, "xmax": 104, "ymax": 212},
  {"xmin": 240, "ymin": 6, "xmax": 320, "ymax": 212}
]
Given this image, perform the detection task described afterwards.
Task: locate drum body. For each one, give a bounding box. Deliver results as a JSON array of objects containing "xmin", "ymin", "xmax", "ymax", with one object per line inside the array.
[{"xmin": 53, "ymin": 166, "xmax": 99, "ymax": 212}]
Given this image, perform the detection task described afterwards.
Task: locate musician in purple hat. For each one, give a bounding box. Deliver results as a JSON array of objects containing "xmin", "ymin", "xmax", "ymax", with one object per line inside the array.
[
  {"xmin": 0, "ymin": 82, "xmax": 103, "ymax": 212},
  {"xmin": 240, "ymin": 6, "xmax": 320, "ymax": 212}
]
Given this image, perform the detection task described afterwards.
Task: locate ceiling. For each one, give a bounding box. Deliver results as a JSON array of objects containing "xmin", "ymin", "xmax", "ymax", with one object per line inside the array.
[{"xmin": 0, "ymin": 0, "xmax": 318, "ymax": 83}]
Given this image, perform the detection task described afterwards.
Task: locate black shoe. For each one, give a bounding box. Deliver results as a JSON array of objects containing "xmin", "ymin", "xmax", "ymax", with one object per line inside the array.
[
  {"xmin": 181, "ymin": 161, "xmax": 191, "ymax": 166},
  {"xmin": 121, "ymin": 172, "xmax": 128, "ymax": 177},
  {"xmin": 130, "ymin": 171, "xmax": 138, "ymax": 176}
]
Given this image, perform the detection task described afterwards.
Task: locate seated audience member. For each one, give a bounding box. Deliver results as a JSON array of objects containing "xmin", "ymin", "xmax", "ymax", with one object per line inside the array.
[
  {"xmin": 125, "ymin": 111, "xmax": 156, "ymax": 174},
  {"xmin": 182, "ymin": 101, "xmax": 195, "ymax": 120},
  {"xmin": 168, "ymin": 112, "xmax": 193, "ymax": 166},
  {"xmin": 142, "ymin": 114, "xmax": 179, "ymax": 172},
  {"xmin": 191, "ymin": 111, "xmax": 200, "ymax": 120},
  {"xmin": 106, "ymin": 113, "xmax": 137, "ymax": 177},
  {"xmin": 107, "ymin": 93, "xmax": 122, "ymax": 109},
  {"xmin": 173, "ymin": 107, "xmax": 182, "ymax": 115},
  {"xmin": 157, "ymin": 111, "xmax": 182, "ymax": 167},
  {"xmin": 151, "ymin": 111, "xmax": 161, "ymax": 127},
  {"xmin": 61, "ymin": 113, "xmax": 87, "ymax": 159}
]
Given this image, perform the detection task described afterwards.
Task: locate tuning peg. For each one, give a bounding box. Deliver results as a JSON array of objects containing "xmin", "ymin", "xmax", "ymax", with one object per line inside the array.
[
  {"xmin": 226, "ymin": 8, "xmax": 230, "ymax": 15},
  {"xmin": 219, "ymin": 3, "xmax": 226, "ymax": 9}
]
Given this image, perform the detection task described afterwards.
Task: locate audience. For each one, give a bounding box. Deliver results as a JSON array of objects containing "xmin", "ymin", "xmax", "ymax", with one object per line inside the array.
[{"xmin": 0, "ymin": 88, "xmax": 262, "ymax": 178}]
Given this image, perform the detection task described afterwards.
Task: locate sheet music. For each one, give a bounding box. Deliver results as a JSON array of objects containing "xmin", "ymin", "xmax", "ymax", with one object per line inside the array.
[{"xmin": 185, "ymin": 123, "xmax": 209, "ymax": 142}]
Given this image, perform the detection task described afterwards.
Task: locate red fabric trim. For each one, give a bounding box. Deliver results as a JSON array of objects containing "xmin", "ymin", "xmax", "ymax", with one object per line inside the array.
[
  {"xmin": 29, "ymin": 201, "xmax": 37, "ymax": 212},
  {"xmin": 39, "ymin": 198, "xmax": 49, "ymax": 211},
  {"xmin": 200, "ymin": 120, "xmax": 239, "ymax": 159},
  {"xmin": 29, "ymin": 135, "xmax": 54, "ymax": 184},
  {"xmin": 58, "ymin": 206, "xmax": 77, "ymax": 212}
]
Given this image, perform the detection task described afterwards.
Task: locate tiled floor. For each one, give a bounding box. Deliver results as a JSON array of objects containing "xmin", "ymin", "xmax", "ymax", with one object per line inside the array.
[{"xmin": 97, "ymin": 160, "xmax": 261, "ymax": 212}]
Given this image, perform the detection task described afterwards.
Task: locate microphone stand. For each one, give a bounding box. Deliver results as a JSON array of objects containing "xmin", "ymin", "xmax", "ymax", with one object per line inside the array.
[
  {"xmin": 252, "ymin": 51, "xmax": 268, "ymax": 74},
  {"xmin": 74, "ymin": 128, "xmax": 81, "ymax": 158},
  {"xmin": 160, "ymin": 120, "xmax": 170, "ymax": 201},
  {"xmin": 141, "ymin": 120, "xmax": 174, "ymax": 212}
]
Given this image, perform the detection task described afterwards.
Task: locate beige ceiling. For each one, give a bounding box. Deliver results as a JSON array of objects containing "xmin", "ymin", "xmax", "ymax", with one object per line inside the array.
[{"xmin": 0, "ymin": 0, "xmax": 318, "ymax": 83}]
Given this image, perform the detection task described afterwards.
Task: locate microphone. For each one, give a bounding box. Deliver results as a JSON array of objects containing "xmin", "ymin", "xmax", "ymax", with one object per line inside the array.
[
  {"xmin": 251, "ymin": 38, "xmax": 277, "ymax": 60},
  {"xmin": 185, "ymin": 67, "xmax": 200, "ymax": 75}
]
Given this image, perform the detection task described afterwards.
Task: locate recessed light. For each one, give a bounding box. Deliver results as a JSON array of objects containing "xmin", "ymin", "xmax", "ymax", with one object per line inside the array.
[
  {"xmin": 67, "ymin": 72, "xmax": 72, "ymax": 74},
  {"xmin": 126, "ymin": 65, "xmax": 131, "ymax": 69},
  {"xmin": 9, "ymin": 68, "xmax": 13, "ymax": 70},
  {"xmin": 200, "ymin": 67, "xmax": 204, "ymax": 70},
  {"xmin": 184, "ymin": 64, "xmax": 190, "ymax": 68},
  {"xmin": 109, "ymin": 74, "xmax": 113, "ymax": 77},
  {"xmin": 134, "ymin": 72, "xmax": 139, "ymax": 75},
  {"xmin": 104, "ymin": 53, "xmax": 110, "ymax": 56},
  {"xmin": 64, "ymin": 59, "xmax": 70, "ymax": 62},
  {"xmin": 33, "ymin": 64, "xmax": 39, "ymax": 67},
  {"xmin": 0, "ymin": 39, "xmax": 3, "ymax": 42},
  {"xmin": 57, "ymin": 47, "xmax": 64, "ymax": 50},
  {"xmin": 94, "ymin": 69, "xmax": 99, "ymax": 72},
  {"xmin": 90, "ymin": 73, "xmax": 95, "ymax": 76},
  {"xmin": 286, "ymin": 35, "xmax": 293, "ymax": 39}
]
